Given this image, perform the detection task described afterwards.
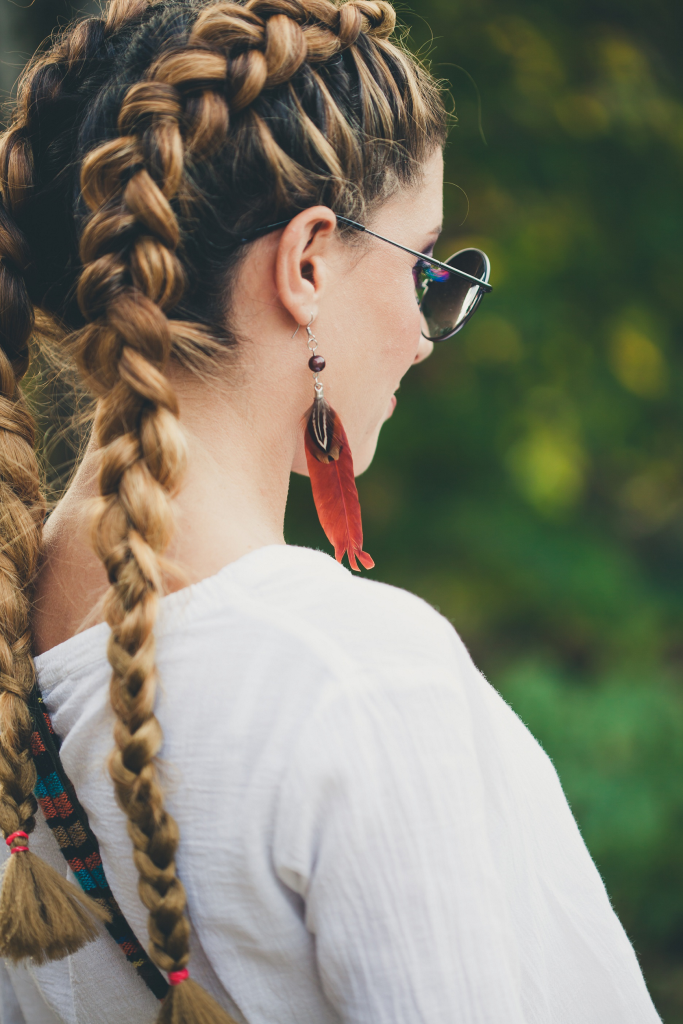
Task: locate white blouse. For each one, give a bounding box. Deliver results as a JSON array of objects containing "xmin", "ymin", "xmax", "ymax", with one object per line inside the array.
[{"xmin": 0, "ymin": 545, "xmax": 661, "ymax": 1024}]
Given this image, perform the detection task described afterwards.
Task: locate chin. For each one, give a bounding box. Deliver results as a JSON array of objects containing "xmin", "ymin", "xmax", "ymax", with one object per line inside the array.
[
  {"xmin": 291, "ymin": 429, "xmax": 381, "ymax": 479},
  {"xmin": 352, "ymin": 438, "xmax": 379, "ymax": 477},
  {"xmin": 353, "ymin": 420, "xmax": 384, "ymax": 477}
]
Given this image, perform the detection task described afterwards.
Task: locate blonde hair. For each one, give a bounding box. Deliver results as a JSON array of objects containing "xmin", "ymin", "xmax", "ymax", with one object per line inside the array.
[{"xmin": 0, "ymin": 1, "xmax": 446, "ymax": 1020}]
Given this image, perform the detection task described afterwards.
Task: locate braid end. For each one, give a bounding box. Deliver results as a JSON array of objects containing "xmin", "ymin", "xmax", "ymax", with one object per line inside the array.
[
  {"xmin": 0, "ymin": 849, "xmax": 110, "ymax": 964},
  {"xmin": 157, "ymin": 976, "xmax": 240, "ymax": 1024}
]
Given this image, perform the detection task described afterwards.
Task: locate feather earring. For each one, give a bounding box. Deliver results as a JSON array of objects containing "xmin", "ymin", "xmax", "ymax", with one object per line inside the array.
[{"xmin": 297, "ymin": 317, "xmax": 374, "ymax": 572}]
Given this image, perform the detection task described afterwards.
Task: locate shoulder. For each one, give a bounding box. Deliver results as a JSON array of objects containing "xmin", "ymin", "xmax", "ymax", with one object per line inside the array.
[
  {"xmin": 153, "ymin": 544, "xmax": 562, "ymax": 799},
  {"xmin": 170, "ymin": 543, "xmax": 470, "ymax": 694},
  {"xmin": 217, "ymin": 548, "xmax": 557, "ymax": 797}
]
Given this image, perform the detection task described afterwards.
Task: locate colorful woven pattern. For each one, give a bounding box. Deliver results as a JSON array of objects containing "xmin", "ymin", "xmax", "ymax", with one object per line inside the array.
[{"xmin": 29, "ymin": 686, "xmax": 169, "ymax": 1001}]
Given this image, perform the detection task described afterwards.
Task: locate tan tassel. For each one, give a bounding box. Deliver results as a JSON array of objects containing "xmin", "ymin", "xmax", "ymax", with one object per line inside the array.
[
  {"xmin": 0, "ymin": 841, "xmax": 110, "ymax": 964},
  {"xmin": 158, "ymin": 974, "xmax": 240, "ymax": 1024}
]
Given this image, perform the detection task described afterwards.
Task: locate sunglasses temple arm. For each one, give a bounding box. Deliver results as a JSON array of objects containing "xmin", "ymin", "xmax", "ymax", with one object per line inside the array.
[
  {"xmin": 336, "ymin": 217, "xmax": 493, "ymax": 293},
  {"xmin": 241, "ymin": 215, "xmax": 493, "ymax": 294}
]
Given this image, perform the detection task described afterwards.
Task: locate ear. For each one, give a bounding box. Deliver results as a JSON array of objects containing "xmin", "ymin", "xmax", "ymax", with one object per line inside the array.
[{"xmin": 274, "ymin": 206, "xmax": 337, "ymax": 327}]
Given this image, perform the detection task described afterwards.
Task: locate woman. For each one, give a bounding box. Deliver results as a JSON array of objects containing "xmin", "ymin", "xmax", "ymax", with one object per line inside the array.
[{"xmin": 0, "ymin": 1, "xmax": 661, "ymax": 1022}]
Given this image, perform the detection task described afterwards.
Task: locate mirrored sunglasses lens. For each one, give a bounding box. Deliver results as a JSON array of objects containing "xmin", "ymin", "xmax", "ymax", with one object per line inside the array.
[{"xmin": 420, "ymin": 249, "xmax": 489, "ymax": 341}]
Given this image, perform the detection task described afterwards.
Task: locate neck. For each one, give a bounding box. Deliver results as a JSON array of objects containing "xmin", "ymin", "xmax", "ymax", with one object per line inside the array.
[
  {"xmin": 33, "ymin": 359, "xmax": 300, "ymax": 655},
  {"xmin": 168, "ymin": 361, "xmax": 296, "ymax": 572}
]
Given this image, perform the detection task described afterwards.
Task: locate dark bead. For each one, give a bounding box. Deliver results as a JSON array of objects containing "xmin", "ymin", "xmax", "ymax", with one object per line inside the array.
[{"xmin": 309, "ymin": 355, "xmax": 326, "ymax": 373}]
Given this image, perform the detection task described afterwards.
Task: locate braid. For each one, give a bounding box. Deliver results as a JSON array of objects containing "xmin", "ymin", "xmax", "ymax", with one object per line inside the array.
[
  {"xmin": 0, "ymin": 0, "xmax": 446, "ymax": 1017},
  {"xmin": 0, "ymin": 143, "xmax": 109, "ymax": 961}
]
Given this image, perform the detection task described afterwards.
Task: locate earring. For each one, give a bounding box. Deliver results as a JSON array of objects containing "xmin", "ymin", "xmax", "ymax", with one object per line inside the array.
[{"xmin": 298, "ymin": 316, "xmax": 374, "ymax": 572}]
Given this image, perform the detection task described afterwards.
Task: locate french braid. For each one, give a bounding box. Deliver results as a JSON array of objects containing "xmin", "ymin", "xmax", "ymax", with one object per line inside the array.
[{"xmin": 0, "ymin": 0, "xmax": 446, "ymax": 1019}]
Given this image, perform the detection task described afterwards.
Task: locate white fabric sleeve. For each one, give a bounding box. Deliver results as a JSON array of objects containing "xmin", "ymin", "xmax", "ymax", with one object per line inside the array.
[
  {"xmin": 272, "ymin": 646, "xmax": 527, "ymax": 1024},
  {"xmin": 0, "ymin": 961, "xmax": 67, "ymax": 1024},
  {"xmin": 0, "ymin": 959, "xmax": 26, "ymax": 1024}
]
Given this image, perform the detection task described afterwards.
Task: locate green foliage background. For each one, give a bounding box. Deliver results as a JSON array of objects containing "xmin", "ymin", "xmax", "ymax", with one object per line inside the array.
[{"xmin": 3, "ymin": 0, "xmax": 683, "ymax": 1018}]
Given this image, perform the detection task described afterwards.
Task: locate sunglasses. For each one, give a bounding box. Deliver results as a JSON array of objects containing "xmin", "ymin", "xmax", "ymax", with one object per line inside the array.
[{"xmin": 241, "ymin": 215, "xmax": 493, "ymax": 342}]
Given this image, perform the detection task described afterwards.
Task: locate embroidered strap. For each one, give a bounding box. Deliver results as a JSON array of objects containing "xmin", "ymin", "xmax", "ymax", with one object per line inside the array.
[{"xmin": 28, "ymin": 684, "xmax": 169, "ymax": 1002}]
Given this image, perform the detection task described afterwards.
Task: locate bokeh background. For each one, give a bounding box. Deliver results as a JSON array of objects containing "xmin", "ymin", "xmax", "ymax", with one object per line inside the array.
[{"xmin": 2, "ymin": 0, "xmax": 683, "ymax": 1018}]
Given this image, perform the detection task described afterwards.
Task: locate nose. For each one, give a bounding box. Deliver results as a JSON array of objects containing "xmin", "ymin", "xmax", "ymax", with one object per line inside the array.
[{"xmin": 414, "ymin": 333, "xmax": 434, "ymax": 364}]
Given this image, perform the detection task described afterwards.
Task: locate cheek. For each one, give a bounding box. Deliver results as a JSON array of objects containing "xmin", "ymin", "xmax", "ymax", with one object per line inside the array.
[
  {"xmin": 372, "ymin": 268, "xmax": 421, "ymax": 373},
  {"xmin": 325, "ymin": 257, "xmax": 420, "ymax": 440}
]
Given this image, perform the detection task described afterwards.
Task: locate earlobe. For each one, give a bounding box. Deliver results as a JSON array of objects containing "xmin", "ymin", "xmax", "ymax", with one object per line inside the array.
[{"xmin": 275, "ymin": 206, "xmax": 336, "ymax": 328}]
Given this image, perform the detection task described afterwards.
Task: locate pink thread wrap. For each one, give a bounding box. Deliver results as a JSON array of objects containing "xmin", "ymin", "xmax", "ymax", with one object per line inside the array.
[
  {"xmin": 168, "ymin": 969, "xmax": 189, "ymax": 986},
  {"xmin": 5, "ymin": 830, "xmax": 29, "ymax": 854}
]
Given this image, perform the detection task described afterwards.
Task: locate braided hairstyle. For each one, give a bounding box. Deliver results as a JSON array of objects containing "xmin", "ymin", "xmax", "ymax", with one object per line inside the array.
[{"xmin": 0, "ymin": 0, "xmax": 446, "ymax": 1019}]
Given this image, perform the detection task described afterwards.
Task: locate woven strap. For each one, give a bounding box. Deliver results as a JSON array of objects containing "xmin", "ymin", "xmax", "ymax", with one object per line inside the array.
[{"xmin": 28, "ymin": 684, "xmax": 169, "ymax": 1001}]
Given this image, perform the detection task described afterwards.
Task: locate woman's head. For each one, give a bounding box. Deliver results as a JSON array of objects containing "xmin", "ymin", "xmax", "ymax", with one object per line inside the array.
[
  {"xmin": 10, "ymin": 0, "xmax": 446, "ymax": 468},
  {"xmin": 0, "ymin": 0, "xmax": 446, "ymax": 1015}
]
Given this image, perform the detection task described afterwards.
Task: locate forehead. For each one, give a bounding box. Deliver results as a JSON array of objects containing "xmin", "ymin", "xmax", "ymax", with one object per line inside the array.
[
  {"xmin": 419, "ymin": 148, "xmax": 445, "ymax": 218},
  {"xmin": 371, "ymin": 149, "xmax": 444, "ymax": 238}
]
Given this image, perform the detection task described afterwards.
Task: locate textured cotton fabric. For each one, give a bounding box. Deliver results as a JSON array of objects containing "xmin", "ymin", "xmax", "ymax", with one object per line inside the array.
[{"xmin": 0, "ymin": 545, "xmax": 661, "ymax": 1024}]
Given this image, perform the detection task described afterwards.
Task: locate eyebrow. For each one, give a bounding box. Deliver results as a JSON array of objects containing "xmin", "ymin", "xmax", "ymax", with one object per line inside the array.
[{"xmin": 419, "ymin": 229, "xmax": 442, "ymax": 256}]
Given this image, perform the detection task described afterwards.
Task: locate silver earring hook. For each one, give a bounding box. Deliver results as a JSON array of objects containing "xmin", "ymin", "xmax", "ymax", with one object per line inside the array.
[{"xmin": 291, "ymin": 312, "xmax": 315, "ymax": 339}]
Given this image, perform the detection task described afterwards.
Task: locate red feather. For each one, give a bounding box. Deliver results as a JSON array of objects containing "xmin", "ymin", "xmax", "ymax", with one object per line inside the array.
[{"xmin": 304, "ymin": 410, "xmax": 374, "ymax": 573}]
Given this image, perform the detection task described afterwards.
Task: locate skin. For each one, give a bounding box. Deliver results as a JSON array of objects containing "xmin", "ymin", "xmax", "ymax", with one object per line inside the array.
[{"xmin": 32, "ymin": 149, "xmax": 444, "ymax": 654}]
